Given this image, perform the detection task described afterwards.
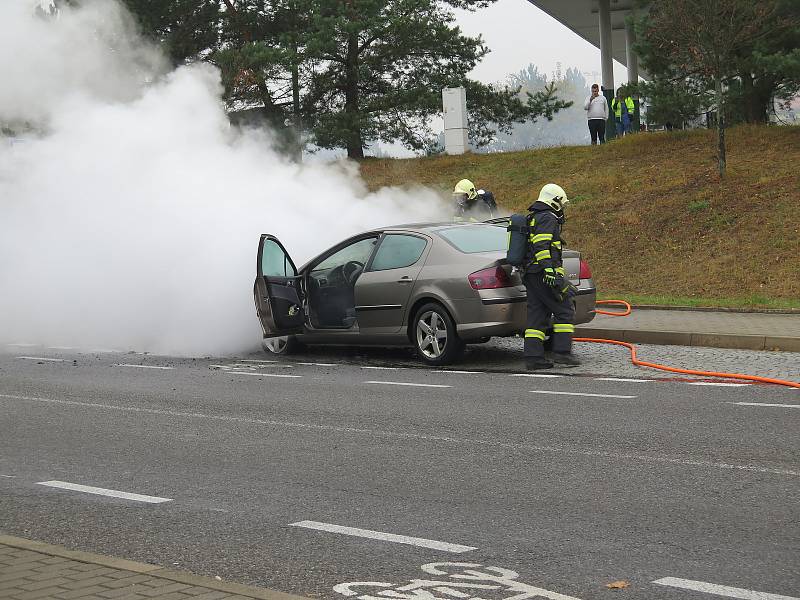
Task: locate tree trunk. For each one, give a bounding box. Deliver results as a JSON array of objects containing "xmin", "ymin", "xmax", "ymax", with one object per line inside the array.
[
  {"xmin": 715, "ymin": 75, "xmax": 726, "ymax": 178},
  {"xmin": 344, "ymin": 30, "xmax": 363, "ymax": 159}
]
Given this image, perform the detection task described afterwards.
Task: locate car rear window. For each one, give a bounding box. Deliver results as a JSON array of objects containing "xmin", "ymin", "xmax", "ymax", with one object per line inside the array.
[{"xmin": 436, "ymin": 225, "xmax": 507, "ymax": 253}]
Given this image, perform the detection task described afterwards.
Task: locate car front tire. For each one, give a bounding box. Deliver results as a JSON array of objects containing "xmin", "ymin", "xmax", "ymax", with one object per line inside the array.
[
  {"xmin": 412, "ymin": 302, "xmax": 465, "ymax": 366},
  {"xmin": 261, "ymin": 335, "xmax": 303, "ymax": 356}
]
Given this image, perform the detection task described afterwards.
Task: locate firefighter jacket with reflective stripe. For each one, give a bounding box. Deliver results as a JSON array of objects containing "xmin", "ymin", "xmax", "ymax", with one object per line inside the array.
[
  {"xmin": 612, "ymin": 96, "xmax": 635, "ymax": 119},
  {"xmin": 525, "ymin": 202, "xmax": 563, "ymax": 274}
]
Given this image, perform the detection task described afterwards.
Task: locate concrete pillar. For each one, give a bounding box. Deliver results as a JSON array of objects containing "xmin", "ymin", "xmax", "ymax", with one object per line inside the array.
[
  {"xmin": 598, "ymin": 0, "xmax": 615, "ymax": 140},
  {"xmin": 598, "ymin": 0, "xmax": 614, "ymax": 92},
  {"xmin": 442, "ymin": 87, "xmax": 468, "ymax": 155},
  {"xmin": 625, "ymin": 20, "xmax": 639, "ymax": 84},
  {"xmin": 625, "ymin": 18, "xmax": 640, "ymax": 131}
]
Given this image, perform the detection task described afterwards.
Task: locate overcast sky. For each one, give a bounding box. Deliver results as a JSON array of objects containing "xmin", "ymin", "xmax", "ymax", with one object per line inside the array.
[{"xmin": 454, "ymin": 0, "xmax": 628, "ymax": 87}]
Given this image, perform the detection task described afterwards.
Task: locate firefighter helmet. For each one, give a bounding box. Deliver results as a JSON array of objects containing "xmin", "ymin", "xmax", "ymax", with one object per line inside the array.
[
  {"xmin": 536, "ymin": 183, "xmax": 569, "ymax": 212},
  {"xmin": 453, "ymin": 179, "xmax": 478, "ymax": 200}
]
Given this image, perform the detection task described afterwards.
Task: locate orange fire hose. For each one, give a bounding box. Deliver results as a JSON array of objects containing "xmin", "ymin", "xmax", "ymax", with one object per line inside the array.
[{"xmin": 574, "ymin": 300, "xmax": 800, "ymax": 389}]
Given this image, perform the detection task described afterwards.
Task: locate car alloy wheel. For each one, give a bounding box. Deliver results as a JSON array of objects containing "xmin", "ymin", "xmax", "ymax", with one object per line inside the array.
[
  {"xmin": 262, "ymin": 335, "xmax": 302, "ymax": 355},
  {"xmin": 416, "ymin": 310, "xmax": 448, "ymax": 359},
  {"xmin": 413, "ymin": 302, "xmax": 464, "ymax": 365}
]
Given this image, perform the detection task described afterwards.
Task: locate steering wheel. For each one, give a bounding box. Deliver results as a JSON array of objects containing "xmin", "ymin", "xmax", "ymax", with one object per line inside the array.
[{"xmin": 343, "ymin": 260, "xmax": 365, "ymax": 285}]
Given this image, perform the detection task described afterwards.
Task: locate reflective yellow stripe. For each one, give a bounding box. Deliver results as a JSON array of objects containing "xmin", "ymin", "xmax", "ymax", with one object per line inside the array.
[
  {"xmin": 525, "ymin": 329, "xmax": 545, "ymax": 340},
  {"xmin": 552, "ymin": 323, "xmax": 575, "ymax": 333},
  {"xmin": 530, "ymin": 233, "xmax": 553, "ymax": 243},
  {"xmin": 555, "ymin": 267, "xmax": 565, "ymax": 275},
  {"xmin": 551, "ymin": 241, "xmax": 562, "ymax": 249},
  {"xmin": 535, "ymin": 250, "xmax": 551, "ymax": 261}
]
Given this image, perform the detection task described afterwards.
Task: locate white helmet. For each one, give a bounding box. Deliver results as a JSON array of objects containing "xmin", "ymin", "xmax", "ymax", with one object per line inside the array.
[{"xmin": 536, "ymin": 183, "xmax": 569, "ymax": 212}]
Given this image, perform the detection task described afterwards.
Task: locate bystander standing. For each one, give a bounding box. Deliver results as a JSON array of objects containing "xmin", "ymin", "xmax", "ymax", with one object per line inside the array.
[{"xmin": 584, "ymin": 84, "xmax": 608, "ymax": 145}]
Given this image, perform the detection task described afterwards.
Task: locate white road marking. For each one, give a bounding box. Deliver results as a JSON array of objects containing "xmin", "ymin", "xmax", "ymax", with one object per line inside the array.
[
  {"xmin": 7, "ymin": 343, "xmax": 39, "ymax": 347},
  {"xmin": 231, "ymin": 371, "xmax": 302, "ymax": 379},
  {"xmin": 48, "ymin": 346, "xmax": 76, "ymax": 350},
  {"xmin": 730, "ymin": 402, "xmax": 800, "ymax": 409},
  {"xmin": 91, "ymin": 348, "xmax": 124, "ymax": 353},
  {"xmin": 529, "ymin": 390, "xmax": 637, "ymax": 399},
  {"xmin": 365, "ymin": 381, "xmax": 451, "ymax": 388},
  {"xmin": 297, "ymin": 362, "xmax": 338, "ymax": 367},
  {"xmin": 16, "ymin": 356, "xmax": 66, "ymax": 362},
  {"xmin": 3, "ymin": 394, "xmax": 798, "ymax": 477},
  {"xmin": 510, "ymin": 373, "xmax": 563, "ymax": 378},
  {"xmin": 688, "ymin": 381, "xmax": 749, "ymax": 387},
  {"xmin": 433, "ymin": 370, "xmax": 484, "ymax": 374},
  {"xmin": 113, "ymin": 364, "xmax": 174, "ymax": 370},
  {"xmin": 652, "ymin": 577, "xmax": 799, "ymax": 600},
  {"xmin": 238, "ymin": 359, "xmax": 278, "ymax": 363},
  {"xmin": 594, "ymin": 377, "xmax": 652, "ymax": 383},
  {"xmin": 361, "ymin": 366, "xmax": 404, "ymax": 370},
  {"xmin": 290, "ymin": 520, "xmax": 476, "ymax": 553},
  {"xmin": 36, "ymin": 480, "xmax": 172, "ymax": 504},
  {"xmin": 0, "ymin": 474, "xmax": 16, "ymax": 478}
]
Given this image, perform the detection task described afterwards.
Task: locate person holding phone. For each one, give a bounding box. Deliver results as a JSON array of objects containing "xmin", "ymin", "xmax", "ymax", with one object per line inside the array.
[{"xmin": 584, "ymin": 83, "xmax": 608, "ymax": 145}]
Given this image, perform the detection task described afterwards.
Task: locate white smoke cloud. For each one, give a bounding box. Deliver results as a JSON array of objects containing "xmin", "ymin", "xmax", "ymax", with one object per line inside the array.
[{"xmin": 0, "ymin": 0, "xmax": 446, "ymax": 356}]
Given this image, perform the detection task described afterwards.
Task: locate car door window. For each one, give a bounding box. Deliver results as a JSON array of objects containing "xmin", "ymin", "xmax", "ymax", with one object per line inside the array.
[
  {"xmin": 369, "ymin": 234, "xmax": 427, "ymax": 271},
  {"xmin": 312, "ymin": 237, "xmax": 378, "ymax": 273},
  {"xmin": 261, "ymin": 239, "xmax": 296, "ymax": 277}
]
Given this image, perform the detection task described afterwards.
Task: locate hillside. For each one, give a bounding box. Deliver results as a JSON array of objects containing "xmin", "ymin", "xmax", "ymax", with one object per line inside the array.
[{"xmin": 360, "ymin": 125, "xmax": 800, "ymax": 308}]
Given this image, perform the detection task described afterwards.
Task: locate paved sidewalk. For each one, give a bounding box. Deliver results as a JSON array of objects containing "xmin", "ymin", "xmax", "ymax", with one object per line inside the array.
[
  {"xmin": 0, "ymin": 535, "xmax": 307, "ymax": 600},
  {"xmin": 576, "ymin": 307, "xmax": 800, "ymax": 352}
]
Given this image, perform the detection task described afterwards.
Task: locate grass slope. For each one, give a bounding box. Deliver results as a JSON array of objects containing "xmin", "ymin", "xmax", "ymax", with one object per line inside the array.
[{"xmin": 360, "ymin": 124, "xmax": 800, "ymax": 308}]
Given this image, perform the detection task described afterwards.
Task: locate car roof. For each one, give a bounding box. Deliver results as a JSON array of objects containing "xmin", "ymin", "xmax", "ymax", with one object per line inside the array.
[{"xmin": 376, "ymin": 221, "xmax": 504, "ymax": 234}]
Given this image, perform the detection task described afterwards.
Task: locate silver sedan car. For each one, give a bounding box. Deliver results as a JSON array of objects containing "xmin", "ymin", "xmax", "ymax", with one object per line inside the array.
[{"xmin": 254, "ymin": 222, "xmax": 596, "ymax": 365}]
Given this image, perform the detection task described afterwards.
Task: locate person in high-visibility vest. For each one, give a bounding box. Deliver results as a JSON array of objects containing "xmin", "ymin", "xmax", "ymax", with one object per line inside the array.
[{"xmin": 611, "ymin": 88, "xmax": 635, "ymax": 136}]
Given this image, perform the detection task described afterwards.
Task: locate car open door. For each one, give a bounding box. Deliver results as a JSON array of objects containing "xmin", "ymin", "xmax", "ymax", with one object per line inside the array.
[{"xmin": 254, "ymin": 235, "xmax": 305, "ymax": 338}]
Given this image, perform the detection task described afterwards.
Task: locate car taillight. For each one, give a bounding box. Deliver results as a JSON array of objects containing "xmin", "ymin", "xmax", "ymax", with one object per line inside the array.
[
  {"xmin": 468, "ymin": 266, "xmax": 512, "ymax": 290},
  {"xmin": 579, "ymin": 259, "xmax": 592, "ymax": 280}
]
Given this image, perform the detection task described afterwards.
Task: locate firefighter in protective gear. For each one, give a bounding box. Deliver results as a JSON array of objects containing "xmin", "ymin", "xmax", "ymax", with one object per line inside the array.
[
  {"xmin": 453, "ymin": 179, "xmax": 496, "ymax": 220},
  {"xmin": 523, "ymin": 183, "xmax": 580, "ymax": 369}
]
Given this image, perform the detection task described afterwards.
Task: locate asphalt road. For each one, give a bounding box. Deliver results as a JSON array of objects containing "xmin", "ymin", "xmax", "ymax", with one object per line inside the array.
[{"xmin": 1, "ymin": 345, "xmax": 799, "ymax": 600}]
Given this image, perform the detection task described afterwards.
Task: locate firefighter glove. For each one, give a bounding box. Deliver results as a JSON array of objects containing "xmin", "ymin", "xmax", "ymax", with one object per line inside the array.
[{"xmin": 542, "ymin": 268, "xmax": 558, "ymax": 288}]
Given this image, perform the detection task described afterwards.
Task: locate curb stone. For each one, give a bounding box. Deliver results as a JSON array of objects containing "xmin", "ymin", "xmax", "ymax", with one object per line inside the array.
[
  {"xmin": 575, "ymin": 326, "xmax": 800, "ymax": 353},
  {"xmin": 0, "ymin": 534, "xmax": 311, "ymax": 600},
  {"xmin": 630, "ymin": 304, "xmax": 800, "ymax": 314}
]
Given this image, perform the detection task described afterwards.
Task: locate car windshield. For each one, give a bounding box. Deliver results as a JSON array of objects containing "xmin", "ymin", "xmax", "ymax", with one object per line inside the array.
[{"xmin": 436, "ymin": 224, "xmax": 507, "ymax": 253}]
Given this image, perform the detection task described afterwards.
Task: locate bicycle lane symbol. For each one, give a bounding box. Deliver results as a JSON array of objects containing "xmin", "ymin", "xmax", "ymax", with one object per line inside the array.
[{"xmin": 333, "ymin": 562, "xmax": 584, "ymax": 600}]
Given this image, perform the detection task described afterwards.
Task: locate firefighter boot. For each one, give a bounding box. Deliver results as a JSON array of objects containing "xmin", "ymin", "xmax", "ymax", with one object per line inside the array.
[
  {"xmin": 550, "ymin": 352, "xmax": 581, "ymax": 367},
  {"xmin": 526, "ymin": 357, "xmax": 554, "ymax": 370}
]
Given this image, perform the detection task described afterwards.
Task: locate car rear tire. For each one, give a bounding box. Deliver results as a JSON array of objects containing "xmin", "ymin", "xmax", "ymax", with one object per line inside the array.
[
  {"xmin": 261, "ymin": 335, "xmax": 303, "ymax": 356},
  {"xmin": 412, "ymin": 302, "xmax": 465, "ymax": 366}
]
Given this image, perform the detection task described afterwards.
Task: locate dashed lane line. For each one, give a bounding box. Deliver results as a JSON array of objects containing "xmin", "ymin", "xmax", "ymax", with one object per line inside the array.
[
  {"xmin": 365, "ymin": 380, "xmax": 451, "ymax": 388},
  {"xmin": 510, "ymin": 373, "xmax": 563, "ymax": 378},
  {"xmin": 361, "ymin": 366, "xmax": 404, "ymax": 370},
  {"xmin": 238, "ymin": 359, "xmax": 278, "ymax": 363},
  {"xmin": 530, "ymin": 390, "xmax": 637, "ymax": 399},
  {"xmin": 113, "ymin": 364, "xmax": 174, "ymax": 370},
  {"xmin": 6, "ymin": 343, "xmax": 39, "ymax": 347},
  {"xmin": 433, "ymin": 369, "xmax": 484, "ymax": 374},
  {"xmin": 729, "ymin": 402, "xmax": 800, "ymax": 409},
  {"xmin": 652, "ymin": 577, "xmax": 799, "ymax": 600},
  {"xmin": 3, "ymin": 394, "xmax": 798, "ymax": 477},
  {"xmin": 36, "ymin": 480, "xmax": 172, "ymax": 504},
  {"xmin": 230, "ymin": 371, "xmax": 302, "ymax": 379},
  {"xmin": 289, "ymin": 520, "xmax": 476, "ymax": 553},
  {"xmin": 297, "ymin": 362, "xmax": 338, "ymax": 367},
  {"xmin": 16, "ymin": 356, "xmax": 67, "ymax": 362}
]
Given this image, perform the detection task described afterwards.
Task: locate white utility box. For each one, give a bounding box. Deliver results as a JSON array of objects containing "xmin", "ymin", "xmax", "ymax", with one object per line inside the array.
[{"xmin": 442, "ymin": 87, "xmax": 468, "ymax": 155}]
